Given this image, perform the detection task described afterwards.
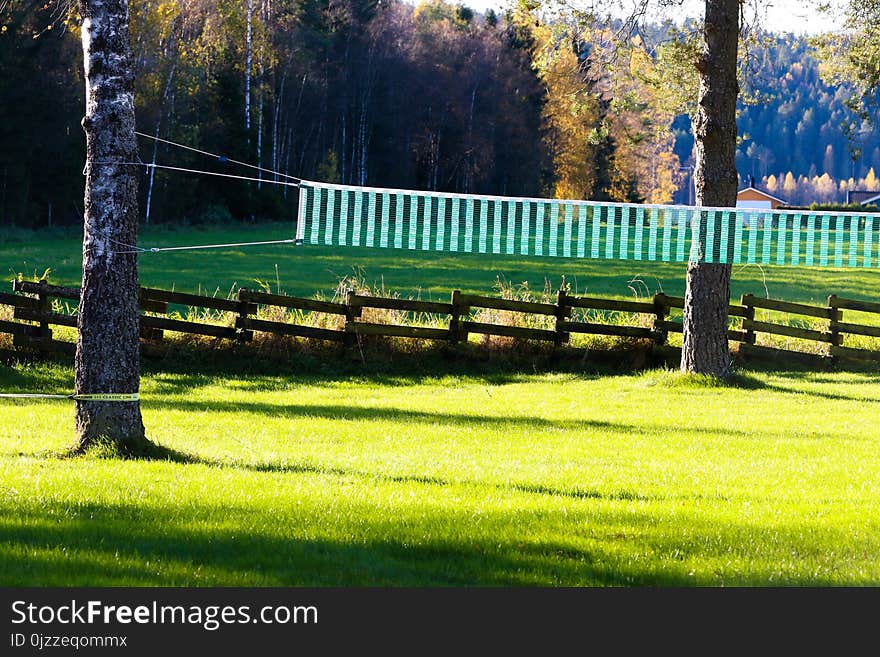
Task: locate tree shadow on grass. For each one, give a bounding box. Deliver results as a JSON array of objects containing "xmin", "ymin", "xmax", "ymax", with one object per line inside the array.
[
  {"xmin": 41, "ymin": 442, "xmax": 696, "ymax": 508},
  {"xmin": 760, "ymin": 383, "xmax": 880, "ymax": 404},
  {"xmin": 2, "ymin": 343, "xmax": 612, "ymax": 396},
  {"xmin": 139, "ymin": 342, "xmax": 619, "ymax": 383},
  {"xmin": 52, "ymin": 439, "xmax": 205, "ymax": 465},
  {"xmin": 639, "ymin": 369, "xmax": 768, "ymax": 391},
  {"xmin": 0, "ymin": 503, "xmax": 660, "ymax": 587},
  {"xmin": 642, "ymin": 367, "xmax": 880, "ymax": 403},
  {"xmin": 47, "ymin": 444, "xmax": 672, "ymax": 504},
  {"xmin": 149, "ymin": 398, "xmax": 769, "ymax": 441},
  {"xmin": 0, "ymin": 363, "xmax": 74, "ymax": 393},
  {"xmin": 792, "ymin": 372, "xmax": 880, "ymax": 385},
  {"xmin": 1, "ymin": 500, "xmax": 874, "ymax": 587},
  {"xmin": 140, "ymin": 369, "xmax": 601, "ymax": 395},
  {"xmin": 240, "ymin": 459, "xmax": 666, "ymax": 502}
]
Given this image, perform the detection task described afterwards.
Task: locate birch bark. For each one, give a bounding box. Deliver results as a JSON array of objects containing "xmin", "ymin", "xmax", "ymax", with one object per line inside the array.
[{"xmin": 75, "ymin": 0, "xmax": 147, "ymax": 452}]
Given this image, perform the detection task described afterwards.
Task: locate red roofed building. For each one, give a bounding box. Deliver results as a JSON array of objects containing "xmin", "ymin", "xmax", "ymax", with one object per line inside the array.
[{"xmin": 735, "ymin": 186, "xmax": 787, "ymax": 210}]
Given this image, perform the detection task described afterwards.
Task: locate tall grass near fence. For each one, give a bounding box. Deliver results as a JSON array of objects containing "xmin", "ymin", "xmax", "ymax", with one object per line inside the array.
[{"xmin": 3, "ymin": 273, "xmax": 880, "ymax": 369}]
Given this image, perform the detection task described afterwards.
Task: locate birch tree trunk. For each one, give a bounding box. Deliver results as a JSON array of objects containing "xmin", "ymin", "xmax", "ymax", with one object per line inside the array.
[
  {"xmin": 680, "ymin": 0, "xmax": 739, "ymax": 377},
  {"xmin": 75, "ymin": 0, "xmax": 148, "ymax": 453}
]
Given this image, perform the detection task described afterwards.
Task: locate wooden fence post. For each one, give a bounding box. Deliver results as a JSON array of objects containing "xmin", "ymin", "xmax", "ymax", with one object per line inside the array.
[
  {"xmin": 449, "ymin": 290, "xmax": 469, "ymax": 345},
  {"xmin": 344, "ymin": 288, "xmax": 360, "ymax": 349},
  {"xmin": 236, "ymin": 288, "xmax": 254, "ymax": 344},
  {"xmin": 554, "ymin": 289, "xmax": 570, "ymax": 348},
  {"xmin": 36, "ymin": 279, "xmax": 52, "ymax": 354},
  {"xmin": 652, "ymin": 293, "xmax": 669, "ymax": 346},
  {"xmin": 138, "ymin": 287, "xmax": 163, "ymax": 342},
  {"xmin": 743, "ymin": 295, "xmax": 756, "ymax": 345},
  {"xmin": 827, "ymin": 294, "xmax": 841, "ymax": 349}
]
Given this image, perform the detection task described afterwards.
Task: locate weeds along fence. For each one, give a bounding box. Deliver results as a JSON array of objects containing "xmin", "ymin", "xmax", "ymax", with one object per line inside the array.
[{"xmin": 2, "ymin": 279, "xmax": 880, "ymax": 365}]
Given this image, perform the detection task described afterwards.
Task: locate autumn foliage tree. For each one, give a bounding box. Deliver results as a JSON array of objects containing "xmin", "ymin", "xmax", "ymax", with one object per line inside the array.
[
  {"xmin": 2, "ymin": 0, "xmax": 878, "ymax": 227},
  {"xmin": 814, "ymin": 0, "xmax": 880, "ymax": 115},
  {"xmin": 520, "ymin": 12, "xmax": 681, "ymax": 202}
]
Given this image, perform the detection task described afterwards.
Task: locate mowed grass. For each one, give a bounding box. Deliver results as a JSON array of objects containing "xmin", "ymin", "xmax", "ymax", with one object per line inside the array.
[
  {"xmin": 2, "ymin": 221, "xmax": 878, "ymax": 304},
  {"xmin": 2, "ymin": 362, "xmax": 879, "ymax": 586},
  {"xmin": 2, "ymin": 222, "xmax": 879, "ymax": 586}
]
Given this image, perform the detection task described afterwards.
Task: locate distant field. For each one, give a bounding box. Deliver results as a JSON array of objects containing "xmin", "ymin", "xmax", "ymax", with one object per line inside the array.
[{"xmin": 2, "ymin": 222, "xmax": 878, "ymax": 303}]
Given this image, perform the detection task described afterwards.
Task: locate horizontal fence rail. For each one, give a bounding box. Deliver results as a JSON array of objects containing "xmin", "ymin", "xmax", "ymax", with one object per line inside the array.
[{"xmin": 1, "ymin": 279, "xmax": 880, "ymax": 365}]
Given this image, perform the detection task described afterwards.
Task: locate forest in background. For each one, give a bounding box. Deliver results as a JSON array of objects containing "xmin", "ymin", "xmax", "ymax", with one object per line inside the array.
[
  {"xmin": 0, "ymin": 0, "xmax": 878, "ymax": 229},
  {"xmin": 729, "ymin": 33, "xmax": 880, "ymax": 206}
]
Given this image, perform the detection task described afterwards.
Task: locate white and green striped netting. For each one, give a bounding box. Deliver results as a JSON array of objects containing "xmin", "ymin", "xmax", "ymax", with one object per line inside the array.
[{"xmin": 296, "ymin": 180, "xmax": 880, "ymax": 268}]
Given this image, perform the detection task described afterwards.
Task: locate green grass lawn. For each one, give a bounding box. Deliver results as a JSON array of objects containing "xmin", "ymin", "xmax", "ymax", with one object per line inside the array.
[
  {"xmin": 2, "ymin": 362, "xmax": 879, "ymax": 586},
  {"xmin": 2, "ymin": 222, "xmax": 878, "ymax": 304},
  {"xmin": 2, "ymin": 223, "xmax": 879, "ymax": 586}
]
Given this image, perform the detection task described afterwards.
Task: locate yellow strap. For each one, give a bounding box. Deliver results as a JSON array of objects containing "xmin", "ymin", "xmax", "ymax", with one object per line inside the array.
[{"xmin": 70, "ymin": 393, "xmax": 140, "ymax": 402}]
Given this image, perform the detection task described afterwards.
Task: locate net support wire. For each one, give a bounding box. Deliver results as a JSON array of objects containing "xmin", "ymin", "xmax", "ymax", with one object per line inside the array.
[
  {"xmin": 93, "ymin": 161, "xmax": 300, "ymax": 190},
  {"xmin": 86, "ymin": 160, "xmax": 302, "ymax": 254},
  {"xmin": 110, "ymin": 238, "xmax": 299, "ymax": 255},
  {"xmin": 92, "ymin": 140, "xmax": 304, "ymax": 252},
  {"xmin": 134, "ymin": 131, "xmax": 302, "ymax": 184}
]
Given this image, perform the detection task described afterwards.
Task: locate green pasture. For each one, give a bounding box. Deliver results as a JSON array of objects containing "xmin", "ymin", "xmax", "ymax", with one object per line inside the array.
[
  {"xmin": 1, "ymin": 363, "xmax": 879, "ymax": 586},
  {"xmin": 2, "ymin": 222, "xmax": 878, "ymax": 304},
  {"xmin": 2, "ymin": 223, "xmax": 879, "ymax": 586}
]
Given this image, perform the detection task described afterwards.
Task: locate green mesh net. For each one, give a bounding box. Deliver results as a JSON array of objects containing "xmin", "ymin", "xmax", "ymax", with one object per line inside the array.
[{"xmin": 297, "ymin": 180, "xmax": 880, "ymax": 268}]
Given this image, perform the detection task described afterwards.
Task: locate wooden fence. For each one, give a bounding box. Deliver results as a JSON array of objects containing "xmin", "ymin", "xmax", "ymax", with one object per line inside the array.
[{"xmin": 2, "ymin": 279, "xmax": 880, "ymax": 364}]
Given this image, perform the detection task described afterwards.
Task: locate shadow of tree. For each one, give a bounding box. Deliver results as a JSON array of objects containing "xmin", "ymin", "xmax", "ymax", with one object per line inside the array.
[
  {"xmin": 2, "ymin": 500, "xmax": 870, "ymax": 587},
  {"xmin": 237, "ymin": 458, "xmax": 667, "ymax": 502},
  {"xmin": 147, "ymin": 399, "xmax": 770, "ymax": 441},
  {"xmin": 761, "ymin": 383, "xmax": 880, "ymax": 403},
  {"xmin": 140, "ymin": 369, "xmax": 598, "ymax": 395}
]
